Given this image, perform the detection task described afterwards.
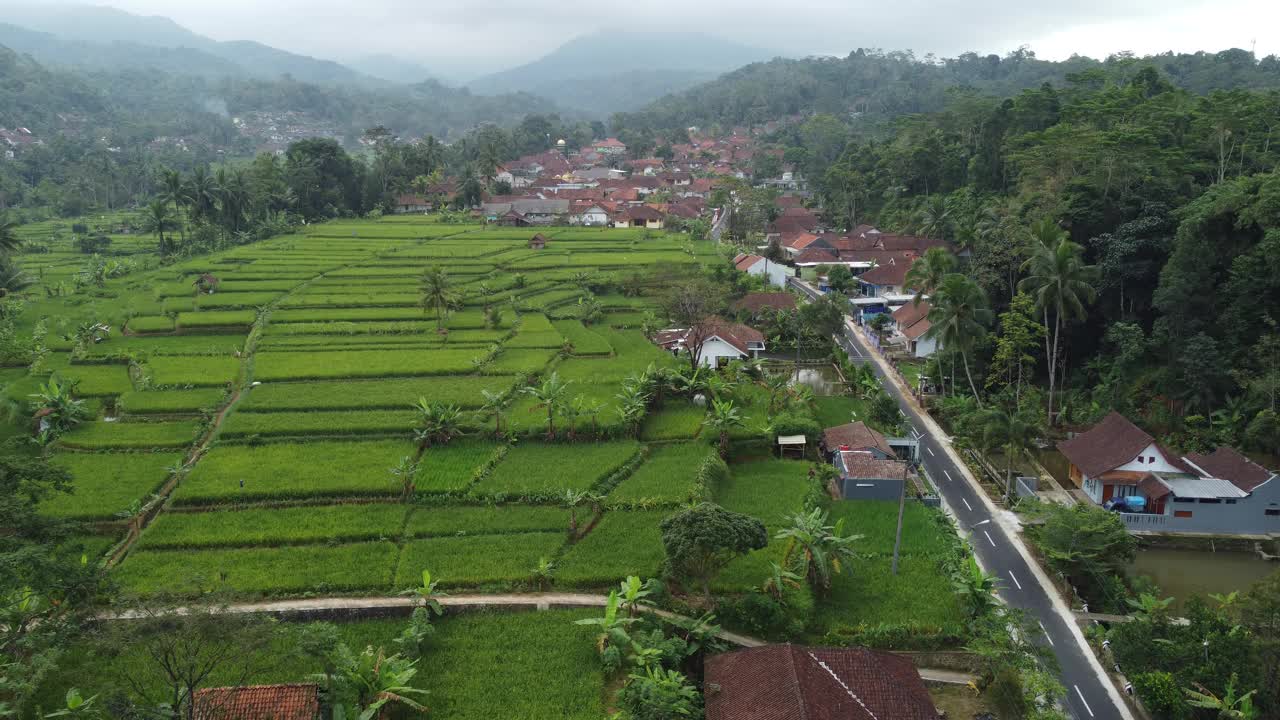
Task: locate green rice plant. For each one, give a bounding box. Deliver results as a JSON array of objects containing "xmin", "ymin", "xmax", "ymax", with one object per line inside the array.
[
  {"xmin": 119, "ymin": 388, "xmax": 225, "ymax": 415},
  {"xmin": 252, "ymin": 348, "xmax": 482, "ymax": 381},
  {"xmin": 607, "ymin": 443, "xmax": 714, "ymax": 507},
  {"xmin": 404, "ymin": 504, "xmax": 570, "ymax": 537},
  {"xmin": 825, "ymin": 500, "xmax": 956, "ymax": 557},
  {"xmin": 812, "ymin": 554, "xmax": 966, "ymax": 633},
  {"xmin": 194, "ymin": 292, "xmax": 282, "ymax": 309},
  {"xmin": 60, "ymin": 364, "xmax": 133, "ymax": 397},
  {"xmin": 172, "ymin": 439, "xmax": 414, "ymax": 504},
  {"xmin": 270, "ymin": 307, "xmax": 426, "ymax": 322},
  {"xmin": 640, "ymin": 405, "xmax": 706, "ymax": 441},
  {"xmin": 551, "ymin": 320, "xmax": 613, "ymax": 356},
  {"xmin": 517, "ymin": 313, "xmax": 556, "ymax": 333},
  {"xmin": 480, "ymin": 349, "xmax": 556, "ymax": 375},
  {"xmin": 137, "ymin": 503, "xmax": 408, "ymax": 549},
  {"xmin": 415, "ymin": 440, "xmax": 505, "ymax": 493},
  {"xmin": 554, "ymin": 510, "xmax": 670, "ymax": 587},
  {"xmin": 43, "ymin": 451, "xmax": 183, "ymax": 520},
  {"xmin": 394, "ymin": 532, "xmax": 566, "ymax": 588},
  {"xmin": 473, "ymin": 441, "xmax": 639, "ymax": 498},
  {"xmin": 219, "ymin": 409, "xmax": 417, "ymax": 438},
  {"xmin": 147, "ymin": 356, "xmax": 240, "ymax": 387},
  {"xmin": 503, "ymin": 382, "xmax": 622, "ymax": 437},
  {"xmin": 239, "ymin": 376, "xmax": 516, "ymax": 412},
  {"xmin": 264, "ymin": 320, "xmax": 446, "ymax": 336},
  {"xmin": 126, "ymin": 316, "xmax": 174, "ymax": 333},
  {"xmin": 57, "ymin": 421, "xmax": 201, "ymax": 450},
  {"xmin": 504, "ymin": 331, "xmax": 565, "ymax": 349},
  {"xmin": 278, "ymin": 293, "xmax": 421, "ymax": 309},
  {"xmin": 715, "ymin": 460, "xmax": 812, "ymax": 529},
  {"xmin": 176, "ymin": 310, "xmax": 257, "ymax": 329},
  {"xmin": 82, "ymin": 336, "xmax": 245, "ymax": 359},
  {"xmin": 116, "ymin": 541, "xmax": 398, "ymax": 595}
]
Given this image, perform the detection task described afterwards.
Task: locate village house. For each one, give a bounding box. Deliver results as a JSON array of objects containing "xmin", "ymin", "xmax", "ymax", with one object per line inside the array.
[
  {"xmin": 655, "ymin": 316, "xmax": 766, "ymax": 368},
  {"xmin": 572, "ymin": 203, "xmax": 612, "ymax": 226},
  {"xmin": 481, "ymin": 199, "xmax": 570, "ymax": 225},
  {"xmin": 852, "ymin": 255, "xmax": 920, "ymax": 322},
  {"xmin": 821, "ymin": 420, "xmax": 895, "ymax": 460},
  {"xmin": 731, "ymin": 292, "xmax": 796, "ymax": 321},
  {"xmin": 704, "ymin": 644, "xmax": 938, "ymax": 720},
  {"xmin": 613, "ymin": 205, "xmax": 665, "ymax": 229},
  {"xmin": 392, "ymin": 194, "xmax": 433, "ymax": 214},
  {"xmin": 192, "ymin": 684, "xmax": 320, "ymax": 720},
  {"xmin": 1057, "ymin": 412, "xmax": 1280, "ymax": 535},
  {"xmin": 593, "ymin": 137, "xmax": 628, "ymax": 155},
  {"xmin": 733, "ymin": 253, "xmax": 793, "ymax": 288},
  {"xmin": 890, "ymin": 301, "xmax": 938, "ymax": 358}
]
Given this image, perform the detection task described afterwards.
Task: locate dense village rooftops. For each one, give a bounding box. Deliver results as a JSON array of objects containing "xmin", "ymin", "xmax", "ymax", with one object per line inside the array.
[
  {"xmin": 705, "ymin": 644, "xmax": 937, "ymax": 720},
  {"xmin": 857, "ymin": 255, "xmax": 918, "ymax": 287},
  {"xmin": 793, "ymin": 248, "xmax": 840, "ymax": 266}
]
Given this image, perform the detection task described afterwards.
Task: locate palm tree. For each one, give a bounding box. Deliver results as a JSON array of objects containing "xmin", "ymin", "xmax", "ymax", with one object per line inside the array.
[
  {"xmin": 0, "ymin": 216, "xmax": 23, "ymax": 255},
  {"xmin": 413, "ymin": 401, "xmax": 461, "ymax": 449},
  {"xmin": 953, "ymin": 554, "xmax": 1002, "ymax": 620},
  {"xmin": 978, "ymin": 403, "xmax": 1044, "ymax": 499},
  {"xmin": 144, "ymin": 200, "xmax": 174, "ymax": 256},
  {"xmin": 418, "ymin": 266, "xmax": 456, "ymax": 330},
  {"xmin": 160, "ymin": 168, "xmax": 188, "ymax": 245},
  {"xmin": 184, "ymin": 166, "xmax": 219, "ymax": 224},
  {"xmin": 703, "ymin": 398, "xmax": 744, "ymax": 458},
  {"xmin": 925, "ymin": 274, "xmax": 992, "ymax": 405},
  {"xmin": 479, "ymin": 389, "xmax": 506, "ymax": 438},
  {"xmin": 914, "ymin": 195, "xmax": 953, "ymax": 240},
  {"xmin": 776, "ymin": 508, "xmax": 861, "ymax": 594},
  {"xmin": 1018, "ymin": 219, "xmax": 1098, "ymax": 425},
  {"xmin": 522, "ymin": 372, "xmax": 570, "ymax": 439},
  {"xmin": 904, "ymin": 246, "xmax": 956, "ymax": 306}
]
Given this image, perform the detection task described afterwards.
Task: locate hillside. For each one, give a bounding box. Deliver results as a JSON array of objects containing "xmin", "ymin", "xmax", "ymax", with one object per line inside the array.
[
  {"xmin": 0, "ymin": 2, "xmax": 375, "ymax": 85},
  {"xmin": 616, "ymin": 47, "xmax": 1280, "ymax": 132},
  {"xmin": 468, "ymin": 30, "xmax": 775, "ymax": 115}
]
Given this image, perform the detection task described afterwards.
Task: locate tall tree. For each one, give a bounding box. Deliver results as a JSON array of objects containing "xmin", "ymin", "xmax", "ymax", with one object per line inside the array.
[
  {"xmin": 418, "ymin": 266, "xmax": 456, "ymax": 330},
  {"xmin": 925, "ymin": 273, "xmax": 993, "ymax": 404},
  {"xmin": 659, "ymin": 503, "xmax": 768, "ymax": 602},
  {"xmin": 904, "ymin": 246, "xmax": 957, "ymax": 305}
]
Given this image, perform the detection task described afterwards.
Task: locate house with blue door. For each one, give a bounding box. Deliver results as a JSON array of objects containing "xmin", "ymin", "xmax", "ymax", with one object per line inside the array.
[{"xmin": 1058, "ymin": 412, "xmax": 1280, "ymax": 535}]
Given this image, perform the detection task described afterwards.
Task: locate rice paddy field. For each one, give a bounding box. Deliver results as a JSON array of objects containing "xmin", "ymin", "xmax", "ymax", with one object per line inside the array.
[{"xmin": 3, "ymin": 215, "xmax": 963, "ymax": 647}]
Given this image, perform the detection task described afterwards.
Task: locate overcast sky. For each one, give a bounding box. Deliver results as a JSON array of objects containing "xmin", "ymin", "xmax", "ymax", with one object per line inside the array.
[{"xmin": 99, "ymin": 0, "xmax": 1278, "ymax": 79}]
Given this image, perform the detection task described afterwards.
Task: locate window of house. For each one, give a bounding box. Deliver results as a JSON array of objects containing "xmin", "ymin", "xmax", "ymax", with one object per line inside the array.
[
  {"xmin": 1199, "ymin": 498, "xmax": 1221, "ymax": 504},
  {"xmin": 1137, "ymin": 457, "xmax": 1145, "ymax": 464},
  {"xmin": 1173, "ymin": 497, "xmax": 1196, "ymax": 503},
  {"xmin": 1149, "ymin": 456, "xmax": 1156, "ymax": 463},
  {"xmin": 1266, "ymin": 509, "xmax": 1280, "ymax": 517},
  {"xmin": 1225, "ymin": 499, "xmax": 1237, "ymax": 505},
  {"xmin": 1174, "ymin": 510, "xmax": 1194, "ymax": 519}
]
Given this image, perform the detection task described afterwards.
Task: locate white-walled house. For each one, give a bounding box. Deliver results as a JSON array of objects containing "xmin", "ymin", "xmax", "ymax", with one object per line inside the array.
[
  {"xmin": 733, "ymin": 253, "xmax": 793, "ymax": 288},
  {"xmin": 655, "ymin": 317, "xmax": 766, "ymax": 368},
  {"xmin": 1058, "ymin": 412, "xmax": 1280, "ymax": 535},
  {"xmin": 574, "ymin": 205, "xmax": 611, "ymax": 226},
  {"xmin": 890, "ymin": 302, "xmax": 939, "ymax": 358}
]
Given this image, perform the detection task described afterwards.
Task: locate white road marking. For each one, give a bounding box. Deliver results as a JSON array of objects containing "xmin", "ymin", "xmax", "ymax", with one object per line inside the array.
[
  {"xmin": 926, "ymin": 447, "xmax": 935, "ymax": 457},
  {"xmin": 1074, "ymin": 685, "xmax": 1095, "ymax": 717},
  {"xmin": 1039, "ymin": 621, "xmax": 1055, "ymax": 646},
  {"xmin": 983, "ymin": 530, "xmax": 996, "ymax": 547},
  {"xmin": 961, "ymin": 497, "xmax": 973, "ymax": 512},
  {"xmin": 973, "ymin": 519, "xmax": 990, "ymax": 526},
  {"xmin": 943, "ymin": 470, "xmax": 953, "ymax": 482},
  {"xmin": 1009, "ymin": 571, "xmax": 1023, "ymax": 590}
]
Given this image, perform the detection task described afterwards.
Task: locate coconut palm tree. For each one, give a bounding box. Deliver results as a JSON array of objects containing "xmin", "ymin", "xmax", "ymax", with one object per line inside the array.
[
  {"xmin": 776, "ymin": 508, "xmax": 861, "ymax": 594},
  {"xmin": 913, "ymin": 195, "xmax": 953, "ymax": 240},
  {"xmin": 1018, "ymin": 219, "xmax": 1098, "ymax": 425},
  {"xmin": 904, "ymin": 246, "xmax": 956, "ymax": 306},
  {"xmin": 924, "ymin": 274, "xmax": 992, "ymax": 405},
  {"xmin": 143, "ymin": 200, "xmax": 174, "ymax": 256},
  {"xmin": 978, "ymin": 403, "xmax": 1044, "ymax": 499},
  {"xmin": 419, "ymin": 266, "xmax": 457, "ymax": 330},
  {"xmin": 160, "ymin": 168, "xmax": 188, "ymax": 245},
  {"xmin": 703, "ymin": 398, "xmax": 744, "ymax": 458},
  {"xmin": 0, "ymin": 216, "xmax": 24, "ymax": 255},
  {"xmin": 522, "ymin": 372, "xmax": 571, "ymax": 439},
  {"xmin": 184, "ymin": 166, "xmax": 219, "ymax": 224}
]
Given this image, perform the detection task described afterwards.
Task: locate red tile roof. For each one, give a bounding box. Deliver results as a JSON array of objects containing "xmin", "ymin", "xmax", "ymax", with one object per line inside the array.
[
  {"xmin": 1057, "ymin": 411, "xmax": 1154, "ymax": 478},
  {"xmin": 735, "ymin": 254, "xmax": 765, "ymax": 271},
  {"xmin": 697, "ymin": 316, "xmax": 765, "ymax": 355},
  {"xmin": 733, "ymin": 292, "xmax": 797, "ymax": 313},
  {"xmin": 858, "ymin": 255, "xmax": 917, "ymax": 287},
  {"xmin": 892, "ymin": 301, "xmax": 932, "ymax": 339},
  {"xmin": 769, "ymin": 215, "xmax": 818, "ymax": 234},
  {"xmin": 840, "ymin": 451, "xmax": 909, "ymax": 481},
  {"xmin": 823, "ymin": 421, "xmax": 894, "ymax": 456},
  {"xmin": 793, "ymin": 248, "xmax": 840, "ymax": 265},
  {"xmin": 1184, "ymin": 447, "xmax": 1274, "ymax": 491},
  {"xmin": 782, "ymin": 232, "xmax": 819, "ymax": 250},
  {"xmin": 705, "ymin": 644, "xmax": 937, "ymax": 720},
  {"xmin": 193, "ymin": 684, "xmax": 319, "ymax": 720}
]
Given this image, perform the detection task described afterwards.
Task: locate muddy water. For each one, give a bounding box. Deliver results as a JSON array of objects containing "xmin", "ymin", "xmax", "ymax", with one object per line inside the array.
[{"xmin": 1129, "ymin": 548, "xmax": 1277, "ymax": 610}]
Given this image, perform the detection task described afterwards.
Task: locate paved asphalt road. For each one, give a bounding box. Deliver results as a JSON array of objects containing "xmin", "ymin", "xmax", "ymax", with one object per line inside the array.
[{"xmin": 791, "ymin": 279, "xmax": 1127, "ymax": 720}]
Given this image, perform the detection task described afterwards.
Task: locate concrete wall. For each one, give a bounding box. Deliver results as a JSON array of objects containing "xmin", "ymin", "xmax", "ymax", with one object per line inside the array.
[
  {"xmin": 1116, "ymin": 443, "xmax": 1183, "ymax": 474},
  {"xmin": 697, "ymin": 337, "xmax": 746, "ymax": 368},
  {"xmin": 1122, "ymin": 477, "xmax": 1280, "ymax": 535},
  {"xmin": 841, "ymin": 477, "xmax": 904, "ymax": 501}
]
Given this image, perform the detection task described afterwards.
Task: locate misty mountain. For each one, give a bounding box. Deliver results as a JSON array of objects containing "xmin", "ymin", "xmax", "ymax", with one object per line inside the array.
[
  {"xmin": 0, "ymin": 2, "xmax": 376, "ymax": 86},
  {"xmin": 344, "ymin": 54, "xmax": 437, "ymax": 85},
  {"xmin": 467, "ymin": 31, "xmax": 776, "ymax": 115}
]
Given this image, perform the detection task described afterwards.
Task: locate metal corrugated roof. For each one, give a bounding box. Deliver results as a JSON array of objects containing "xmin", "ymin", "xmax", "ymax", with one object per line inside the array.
[{"xmin": 1158, "ymin": 474, "xmax": 1248, "ymax": 499}]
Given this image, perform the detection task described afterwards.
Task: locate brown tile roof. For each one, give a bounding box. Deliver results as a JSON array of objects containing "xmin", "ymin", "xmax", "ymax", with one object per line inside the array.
[
  {"xmin": 705, "ymin": 644, "xmax": 938, "ymax": 720},
  {"xmin": 891, "ymin": 301, "xmax": 929, "ymax": 328},
  {"xmin": 735, "ymin": 254, "xmax": 765, "ymax": 271},
  {"xmin": 793, "ymin": 248, "xmax": 840, "ymax": 265},
  {"xmin": 621, "ymin": 205, "xmax": 665, "ymax": 221},
  {"xmin": 858, "ymin": 255, "xmax": 917, "ymax": 287},
  {"xmin": 1138, "ymin": 473, "xmax": 1171, "ymax": 501},
  {"xmin": 839, "ymin": 451, "xmax": 909, "ymax": 481},
  {"xmin": 823, "ymin": 421, "xmax": 893, "ymax": 456},
  {"xmin": 733, "ymin": 292, "xmax": 796, "ymax": 313},
  {"xmin": 769, "ymin": 215, "xmax": 818, "ymax": 234},
  {"xmin": 1057, "ymin": 411, "xmax": 1153, "ymax": 478},
  {"xmin": 193, "ymin": 684, "xmax": 319, "ymax": 720},
  {"xmin": 782, "ymin": 232, "xmax": 820, "ymax": 250},
  {"xmin": 901, "ymin": 316, "xmax": 932, "ymax": 340},
  {"xmin": 698, "ymin": 317, "xmax": 765, "ymax": 355},
  {"xmin": 1184, "ymin": 447, "xmax": 1274, "ymax": 492}
]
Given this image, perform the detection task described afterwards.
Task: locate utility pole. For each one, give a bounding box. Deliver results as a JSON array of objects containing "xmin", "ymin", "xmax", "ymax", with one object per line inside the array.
[{"xmin": 891, "ymin": 458, "xmax": 908, "ymax": 575}]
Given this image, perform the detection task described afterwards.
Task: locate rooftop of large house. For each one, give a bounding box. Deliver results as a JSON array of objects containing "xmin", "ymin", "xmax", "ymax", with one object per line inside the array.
[
  {"xmin": 193, "ymin": 684, "xmax": 319, "ymax": 720},
  {"xmin": 892, "ymin": 301, "xmax": 932, "ymax": 340},
  {"xmin": 732, "ymin": 292, "xmax": 797, "ymax": 313},
  {"xmin": 658, "ymin": 316, "xmax": 765, "ymax": 356},
  {"xmin": 1057, "ymin": 411, "xmax": 1161, "ymax": 478},
  {"xmin": 839, "ymin": 450, "xmax": 909, "ymax": 481},
  {"xmin": 823, "ymin": 421, "xmax": 894, "ymax": 456},
  {"xmin": 704, "ymin": 644, "xmax": 938, "ymax": 720},
  {"xmin": 857, "ymin": 255, "xmax": 918, "ymax": 287}
]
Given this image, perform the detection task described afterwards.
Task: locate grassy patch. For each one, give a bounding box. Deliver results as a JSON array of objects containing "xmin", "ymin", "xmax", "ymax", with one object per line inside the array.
[
  {"xmin": 716, "ymin": 460, "xmax": 812, "ymax": 528},
  {"xmin": 147, "ymin": 356, "xmax": 240, "ymax": 388},
  {"xmin": 253, "ymin": 349, "xmax": 482, "ymax": 381},
  {"xmin": 552, "ymin": 320, "xmax": 613, "ymax": 356},
  {"xmin": 138, "ymin": 504, "xmax": 408, "ymax": 549},
  {"xmin": 44, "ymin": 451, "xmax": 182, "ymax": 520},
  {"xmin": 404, "ymin": 504, "xmax": 570, "ymax": 537},
  {"xmin": 126, "ymin": 315, "xmax": 174, "ymax": 333},
  {"xmin": 416, "ymin": 441, "xmax": 505, "ymax": 493},
  {"xmin": 60, "ymin": 364, "xmax": 133, "ymax": 396},
  {"xmin": 640, "ymin": 404, "xmax": 706, "ymax": 441},
  {"xmin": 119, "ymin": 389, "xmax": 225, "ymax": 415},
  {"xmin": 608, "ymin": 443, "xmax": 713, "ymax": 506},
  {"xmin": 474, "ymin": 441, "xmax": 639, "ymax": 497},
  {"xmin": 58, "ymin": 421, "xmax": 201, "ymax": 450},
  {"xmin": 239, "ymin": 376, "xmax": 515, "ymax": 412},
  {"xmin": 813, "ymin": 395, "xmax": 872, "ymax": 431},
  {"xmin": 481, "ymin": 349, "xmax": 556, "ymax": 375},
  {"xmin": 394, "ymin": 532, "xmax": 566, "ymax": 588},
  {"xmin": 176, "ymin": 310, "xmax": 257, "ymax": 329},
  {"xmin": 219, "ymin": 409, "xmax": 416, "ymax": 438},
  {"xmin": 116, "ymin": 542, "xmax": 398, "ymax": 596},
  {"xmin": 173, "ymin": 440, "xmax": 414, "ymax": 504},
  {"xmin": 555, "ymin": 510, "xmax": 670, "ymax": 587}
]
